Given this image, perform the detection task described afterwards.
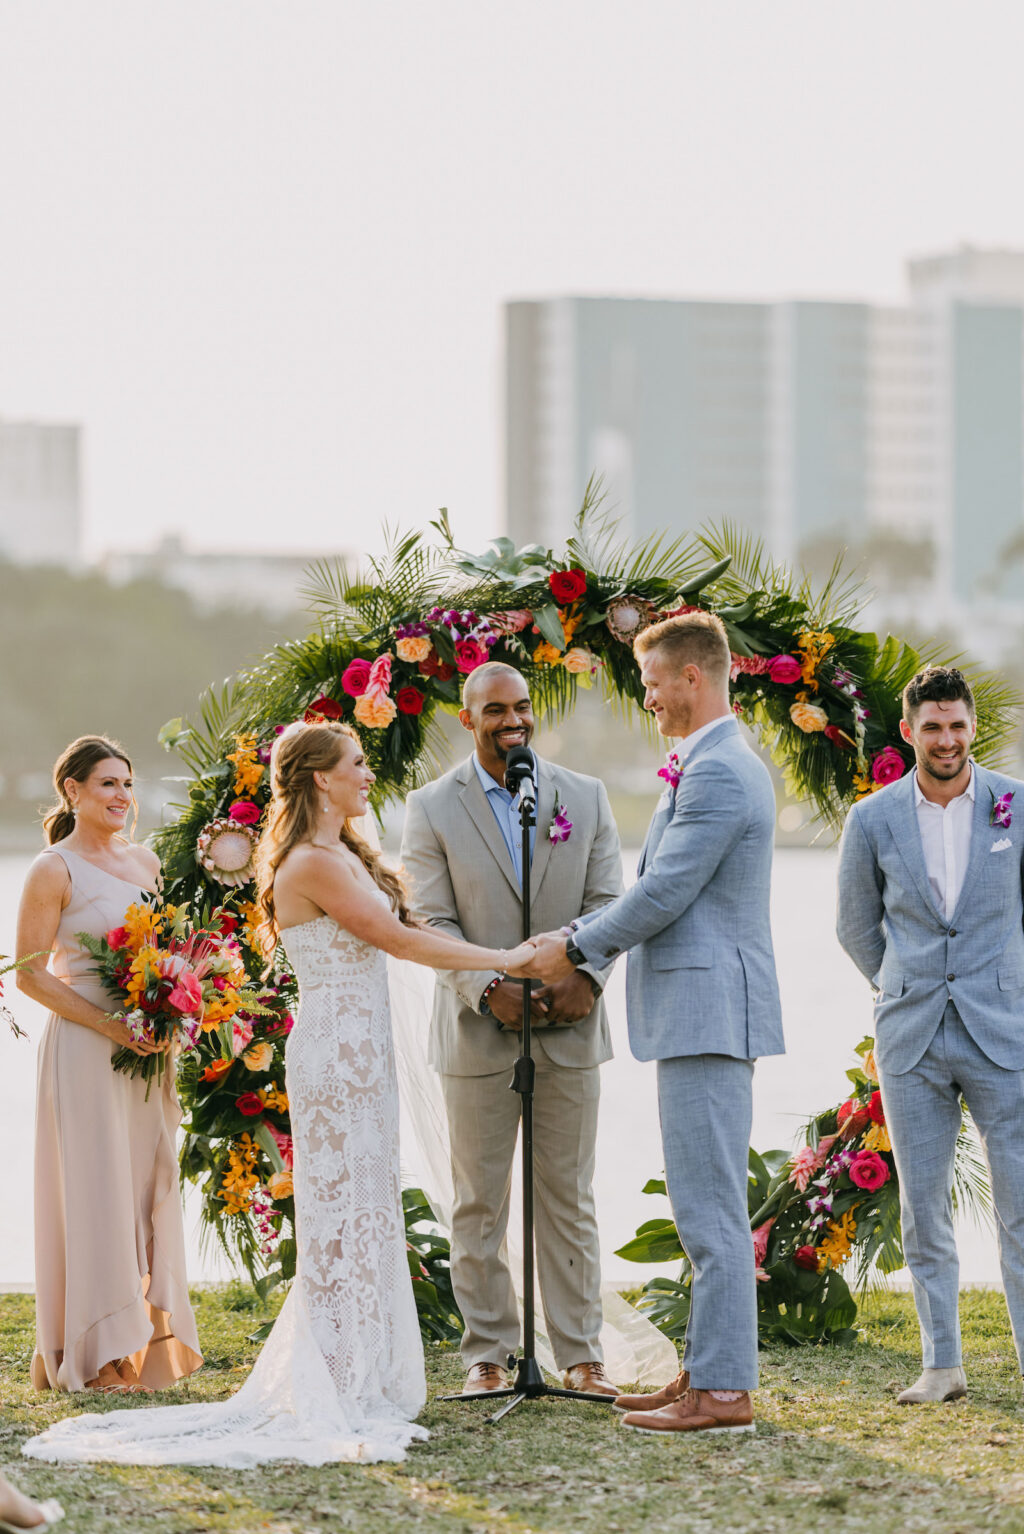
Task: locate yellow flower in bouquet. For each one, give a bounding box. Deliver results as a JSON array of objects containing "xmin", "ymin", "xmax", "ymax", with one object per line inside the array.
[
  {"xmin": 796, "ymin": 629, "xmax": 835, "ymax": 691},
  {"xmin": 863, "ymin": 1048, "xmax": 878, "ymax": 1082},
  {"xmin": 395, "ymin": 635, "xmax": 432, "ymax": 664},
  {"xmin": 126, "ymin": 944, "xmax": 160, "ymax": 1005},
  {"xmin": 220, "ymin": 1132, "xmax": 260, "ymax": 1215},
  {"xmin": 853, "ymin": 770, "xmax": 882, "ymax": 799},
  {"xmin": 237, "ymin": 899, "xmax": 263, "ymax": 952},
  {"xmin": 201, "ymin": 986, "xmax": 240, "ymax": 1029},
  {"xmin": 260, "ymin": 1086, "xmax": 289, "ymax": 1113},
  {"xmin": 790, "ymin": 698, "xmax": 829, "ymax": 733},
  {"xmin": 243, "ymin": 1042, "xmax": 274, "ymax": 1073},
  {"xmin": 123, "ymin": 902, "xmax": 163, "ymax": 953},
  {"xmin": 817, "ymin": 1210, "xmax": 857, "ymax": 1270},
  {"xmin": 862, "ymin": 1121, "xmax": 891, "ymax": 1153},
  {"xmin": 228, "ymin": 734, "xmax": 265, "ymax": 797},
  {"xmin": 267, "ymin": 1169, "xmax": 294, "ymax": 1200}
]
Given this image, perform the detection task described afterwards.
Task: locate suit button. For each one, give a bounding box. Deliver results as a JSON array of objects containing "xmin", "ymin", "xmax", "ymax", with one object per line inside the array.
[
  {"xmin": 948, "ymin": 928, "xmax": 957, "ymax": 937},
  {"xmin": 947, "ymin": 973, "xmax": 955, "ymax": 982}
]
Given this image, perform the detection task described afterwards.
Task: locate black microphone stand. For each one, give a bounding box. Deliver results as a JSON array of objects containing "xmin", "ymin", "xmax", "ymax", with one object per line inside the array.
[{"xmin": 441, "ymin": 753, "xmax": 616, "ymax": 1424}]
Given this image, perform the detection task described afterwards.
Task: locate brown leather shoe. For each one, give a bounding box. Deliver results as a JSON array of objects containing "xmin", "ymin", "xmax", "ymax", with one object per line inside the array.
[
  {"xmin": 561, "ymin": 1362, "xmax": 619, "ymax": 1397},
  {"xmin": 613, "ymin": 1368, "xmax": 690, "ymax": 1414},
  {"xmin": 621, "ymin": 1388, "xmax": 754, "ymax": 1434},
  {"xmin": 463, "ymin": 1362, "xmax": 510, "ymax": 1395}
]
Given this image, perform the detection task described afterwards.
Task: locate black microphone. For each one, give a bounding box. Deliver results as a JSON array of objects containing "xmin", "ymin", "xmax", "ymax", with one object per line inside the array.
[{"xmin": 504, "ymin": 745, "xmax": 536, "ymax": 808}]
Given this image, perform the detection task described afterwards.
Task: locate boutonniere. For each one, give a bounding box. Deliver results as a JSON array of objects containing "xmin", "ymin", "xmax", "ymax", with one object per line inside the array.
[
  {"xmin": 990, "ymin": 789, "xmax": 1014, "ymax": 829},
  {"xmin": 547, "ymin": 802, "xmax": 572, "ymax": 844},
  {"xmin": 657, "ymin": 749, "xmax": 683, "ymax": 790}
]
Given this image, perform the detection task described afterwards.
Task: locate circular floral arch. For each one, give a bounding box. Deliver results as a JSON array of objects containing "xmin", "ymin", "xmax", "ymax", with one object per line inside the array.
[{"xmin": 154, "ymin": 502, "xmax": 1015, "ymax": 1298}]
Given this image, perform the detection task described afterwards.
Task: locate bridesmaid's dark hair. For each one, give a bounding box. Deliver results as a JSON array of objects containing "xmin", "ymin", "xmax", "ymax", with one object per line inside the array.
[
  {"xmin": 44, "ymin": 736, "xmax": 134, "ymax": 844},
  {"xmin": 254, "ymin": 720, "xmax": 414, "ymax": 952}
]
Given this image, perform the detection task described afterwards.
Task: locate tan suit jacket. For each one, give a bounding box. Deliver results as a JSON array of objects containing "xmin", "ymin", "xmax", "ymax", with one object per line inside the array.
[{"xmin": 400, "ymin": 753, "xmax": 623, "ymax": 1076}]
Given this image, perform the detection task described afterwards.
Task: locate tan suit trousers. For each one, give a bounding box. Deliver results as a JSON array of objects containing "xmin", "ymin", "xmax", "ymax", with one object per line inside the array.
[{"xmin": 441, "ymin": 1057, "xmax": 603, "ymax": 1372}]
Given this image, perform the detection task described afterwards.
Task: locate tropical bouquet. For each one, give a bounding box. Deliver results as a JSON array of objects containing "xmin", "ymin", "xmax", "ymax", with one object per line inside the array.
[
  {"xmin": 78, "ymin": 894, "xmax": 274, "ymax": 1092},
  {"xmin": 619, "ymin": 1039, "xmax": 991, "ymax": 1346}
]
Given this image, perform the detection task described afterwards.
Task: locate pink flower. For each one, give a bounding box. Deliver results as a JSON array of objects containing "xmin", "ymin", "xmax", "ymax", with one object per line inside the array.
[
  {"xmin": 228, "ymin": 799, "xmax": 261, "ymax": 825},
  {"xmin": 752, "ymin": 1217, "xmax": 776, "ymax": 1267},
  {"xmin": 341, "ymin": 658, "xmax": 372, "ymax": 697},
  {"xmin": 489, "ymin": 609, "xmax": 533, "ymax": 634},
  {"xmin": 454, "ymin": 637, "xmax": 488, "ymax": 673},
  {"xmin": 794, "ymin": 1245, "xmax": 819, "ymax": 1272},
  {"xmin": 871, "ymin": 746, "xmax": 906, "ymax": 786},
  {"xmin": 848, "ymin": 1151, "xmax": 890, "ymax": 1191},
  {"xmin": 366, "ymin": 654, "xmax": 392, "ymax": 697},
  {"xmin": 166, "ymin": 969, "xmax": 202, "ymax": 1015},
  {"xmin": 268, "ymin": 1123, "xmax": 294, "ymax": 1169},
  {"xmin": 788, "ymin": 1136, "xmax": 837, "ymax": 1192},
  {"xmin": 231, "ymin": 1017, "xmax": 254, "ymax": 1057},
  {"xmin": 768, "ymin": 654, "xmax": 803, "ymax": 685}
]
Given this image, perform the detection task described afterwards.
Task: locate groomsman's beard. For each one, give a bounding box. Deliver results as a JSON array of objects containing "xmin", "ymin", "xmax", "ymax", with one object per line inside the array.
[{"xmin": 917, "ymin": 744, "xmax": 971, "ymax": 782}]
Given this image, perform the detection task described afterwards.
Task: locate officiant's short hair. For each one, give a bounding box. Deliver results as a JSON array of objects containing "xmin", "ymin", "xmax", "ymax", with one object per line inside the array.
[{"xmin": 634, "ymin": 611, "xmax": 730, "ymax": 686}]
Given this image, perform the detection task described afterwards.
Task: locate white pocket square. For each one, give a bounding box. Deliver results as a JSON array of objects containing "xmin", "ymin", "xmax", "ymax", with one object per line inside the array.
[{"xmin": 991, "ymin": 837, "xmax": 1013, "ymax": 852}]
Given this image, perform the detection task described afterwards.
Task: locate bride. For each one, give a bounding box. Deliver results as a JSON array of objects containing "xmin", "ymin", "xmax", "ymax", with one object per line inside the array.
[{"xmin": 23, "ymin": 719, "xmax": 534, "ymax": 1468}]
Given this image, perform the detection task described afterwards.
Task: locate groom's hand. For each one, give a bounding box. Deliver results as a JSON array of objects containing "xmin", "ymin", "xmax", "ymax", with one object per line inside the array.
[
  {"xmin": 485, "ymin": 979, "xmax": 549, "ymax": 1031},
  {"xmin": 532, "ymin": 971, "xmax": 596, "ymax": 1025},
  {"xmin": 529, "ymin": 931, "xmax": 575, "ymax": 983}
]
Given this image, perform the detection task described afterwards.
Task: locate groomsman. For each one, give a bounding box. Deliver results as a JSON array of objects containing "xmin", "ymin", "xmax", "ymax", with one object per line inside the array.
[
  {"xmin": 400, "ymin": 662, "xmax": 623, "ymax": 1398},
  {"xmin": 531, "ymin": 612, "xmax": 785, "ymax": 1434},
  {"xmin": 837, "ymin": 666, "xmax": 1024, "ymax": 1402}
]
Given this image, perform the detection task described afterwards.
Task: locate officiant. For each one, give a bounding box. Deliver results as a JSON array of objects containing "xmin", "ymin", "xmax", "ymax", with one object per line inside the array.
[{"xmin": 400, "ymin": 662, "xmax": 623, "ymax": 1399}]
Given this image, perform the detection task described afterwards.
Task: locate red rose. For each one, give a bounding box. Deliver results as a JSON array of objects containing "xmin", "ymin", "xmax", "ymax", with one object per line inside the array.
[
  {"xmin": 548, "ymin": 568, "xmax": 587, "ymax": 604},
  {"xmin": 340, "ymin": 659, "xmax": 372, "ymax": 697},
  {"xmin": 396, "ymin": 686, "xmax": 425, "ymax": 715},
  {"xmin": 228, "ymin": 799, "xmax": 261, "ymax": 825},
  {"xmin": 106, "ymin": 926, "xmax": 129, "ymax": 949},
  {"xmin": 848, "ymin": 1151, "xmax": 890, "ymax": 1191},
  {"xmin": 418, "ymin": 650, "xmax": 456, "ymax": 682},
  {"xmin": 868, "ymin": 1090, "xmax": 885, "ymax": 1125},
  {"xmin": 871, "ymin": 746, "xmax": 906, "ymax": 786},
  {"xmin": 823, "ymin": 724, "xmax": 853, "ymax": 750},
  {"xmin": 794, "ymin": 1245, "xmax": 819, "ymax": 1272},
  {"xmin": 768, "ymin": 654, "xmax": 802, "ymax": 685},
  {"xmin": 454, "ymin": 638, "xmax": 487, "ymax": 674},
  {"xmin": 236, "ymin": 1092, "xmax": 264, "ymax": 1117},
  {"xmin": 304, "ymin": 694, "xmax": 344, "ymax": 722},
  {"xmin": 837, "ymin": 1098, "xmax": 871, "ymax": 1138},
  {"xmin": 216, "ymin": 912, "xmax": 239, "ymax": 935}
]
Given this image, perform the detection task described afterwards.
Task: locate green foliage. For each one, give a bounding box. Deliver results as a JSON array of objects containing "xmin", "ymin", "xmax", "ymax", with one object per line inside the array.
[{"xmin": 403, "ymin": 1187, "xmax": 463, "ymax": 1344}]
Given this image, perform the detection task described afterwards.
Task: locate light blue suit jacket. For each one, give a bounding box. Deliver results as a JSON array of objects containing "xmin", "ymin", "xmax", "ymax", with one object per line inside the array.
[
  {"xmin": 836, "ymin": 762, "xmax": 1024, "ymax": 1074},
  {"xmin": 574, "ymin": 719, "xmax": 785, "ymax": 1063}
]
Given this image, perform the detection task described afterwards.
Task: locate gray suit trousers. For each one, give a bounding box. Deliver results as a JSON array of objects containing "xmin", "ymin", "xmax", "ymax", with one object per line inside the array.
[
  {"xmin": 657, "ymin": 1053, "xmax": 758, "ymax": 1390},
  {"xmin": 441, "ymin": 1060, "xmax": 603, "ymax": 1371},
  {"xmin": 880, "ymin": 1000, "xmax": 1024, "ymax": 1371}
]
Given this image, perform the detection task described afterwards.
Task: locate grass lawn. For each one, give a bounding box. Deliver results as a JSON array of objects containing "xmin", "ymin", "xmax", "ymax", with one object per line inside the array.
[{"xmin": 3, "ymin": 1285, "xmax": 1024, "ymax": 1534}]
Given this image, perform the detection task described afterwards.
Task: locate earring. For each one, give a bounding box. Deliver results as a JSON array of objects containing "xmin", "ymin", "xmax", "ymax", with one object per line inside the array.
[{"xmin": 322, "ymin": 800, "xmax": 329, "ymax": 814}]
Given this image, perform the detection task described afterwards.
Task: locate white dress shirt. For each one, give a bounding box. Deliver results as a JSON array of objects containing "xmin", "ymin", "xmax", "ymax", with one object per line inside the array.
[{"xmin": 913, "ymin": 762, "xmax": 976, "ymax": 921}]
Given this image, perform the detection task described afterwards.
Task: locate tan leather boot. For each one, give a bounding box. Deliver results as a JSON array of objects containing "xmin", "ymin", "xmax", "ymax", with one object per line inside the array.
[{"xmin": 613, "ymin": 1369, "xmax": 690, "ymax": 1414}]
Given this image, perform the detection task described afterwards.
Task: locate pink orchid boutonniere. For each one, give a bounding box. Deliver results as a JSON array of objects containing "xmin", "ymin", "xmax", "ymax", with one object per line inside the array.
[
  {"xmin": 548, "ymin": 803, "xmax": 572, "ymax": 844},
  {"xmin": 657, "ymin": 749, "xmax": 683, "ymax": 791},
  {"xmin": 991, "ymin": 790, "xmax": 1014, "ymax": 829}
]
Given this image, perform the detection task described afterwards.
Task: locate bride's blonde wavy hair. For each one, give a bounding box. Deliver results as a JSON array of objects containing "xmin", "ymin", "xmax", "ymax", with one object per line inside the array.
[{"xmin": 254, "ymin": 720, "xmax": 414, "ymax": 953}]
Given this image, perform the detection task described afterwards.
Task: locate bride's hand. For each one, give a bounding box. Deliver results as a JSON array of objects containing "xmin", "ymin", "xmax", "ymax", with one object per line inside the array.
[{"xmin": 503, "ymin": 940, "xmax": 538, "ymax": 977}]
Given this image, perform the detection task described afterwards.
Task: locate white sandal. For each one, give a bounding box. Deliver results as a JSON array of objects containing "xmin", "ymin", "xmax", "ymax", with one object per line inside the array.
[{"xmin": 0, "ymin": 1499, "xmax": 65, "ymax": 1533}]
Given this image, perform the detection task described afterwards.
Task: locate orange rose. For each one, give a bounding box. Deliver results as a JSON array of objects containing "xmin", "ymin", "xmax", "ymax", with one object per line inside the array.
[
  {"xmin": 790, "ymin": 701, "xmax": 829, "ymax": 733},
  {"xmin": 267, "ymin": 1170, "xmax": 294, "ymax": 1200},
  {"xmin": 395, "ymin": 636, "xmax": 432, "ymax": 664},
  {"xmin": 562, "ymin": 647, "xmax": 595, "ymax": 675},
  {"xmin": 243, "ymin": 1042, "xmax": 274, "ymax": 1073},
  {"xmin": 353, "ymin": 693, "xmax": 398, "ymax": 729}
]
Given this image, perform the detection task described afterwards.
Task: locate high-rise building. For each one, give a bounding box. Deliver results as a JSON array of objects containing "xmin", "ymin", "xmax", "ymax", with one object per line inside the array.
[
  {"xmin": 506, "ymin": 246, "xmax": 1024, "ymax": 612},
  {"xmin": 0, "ymin": 419, "xmax": 82, "ymax": 567}
]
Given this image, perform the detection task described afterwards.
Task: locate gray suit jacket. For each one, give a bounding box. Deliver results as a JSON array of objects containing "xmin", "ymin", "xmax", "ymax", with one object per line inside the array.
[
  {"xmin": 573, "ymin": 719, "xmax": 785, "ymax": 1063},
  {"xmin": 836, "ymin": 761, "xmax": 1024, "ymax": 1074},
  {"xmin": 400, "ymin": 753, "xmax": 623, "ymax": 1076}
]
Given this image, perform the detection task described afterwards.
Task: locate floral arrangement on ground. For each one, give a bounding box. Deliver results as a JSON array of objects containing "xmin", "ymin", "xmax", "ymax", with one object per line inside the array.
[
  {"xmin": 618, "ymin": 1038, "xmax": 993, "ymax": 1345},
  {"xmin": 149, "ymin": 494, "xmax": 1013, "ymax": 1329}
]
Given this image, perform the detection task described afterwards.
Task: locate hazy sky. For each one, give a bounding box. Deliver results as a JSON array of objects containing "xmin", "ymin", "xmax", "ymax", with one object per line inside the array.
[{"xmin": 2, "ymin": 1, "xmax": 1023, "ymax": 559}]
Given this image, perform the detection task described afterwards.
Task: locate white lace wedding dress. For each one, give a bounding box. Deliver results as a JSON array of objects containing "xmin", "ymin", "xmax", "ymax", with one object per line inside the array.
[{"xmin": 23, "ymin": 908, "xmax": 428, "ymax": 1468}]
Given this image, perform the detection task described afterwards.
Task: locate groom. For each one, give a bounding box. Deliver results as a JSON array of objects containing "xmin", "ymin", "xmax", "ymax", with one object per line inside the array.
[
  {"xmin": 837, "ymin": 665, "xmax": 1024, "ymax": 1403},
  {"xmin": 530, "ymin": 611, "xmax": 784, "ymax": 1434},
  {"xmin": 400, "ymin": 661, "xmax": 624, "ymax": 1397}
]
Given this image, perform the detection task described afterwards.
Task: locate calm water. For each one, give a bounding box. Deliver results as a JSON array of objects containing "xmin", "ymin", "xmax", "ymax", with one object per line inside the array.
[{"xmin": 0, "ymin": 849, "xmax": 1000, "ymax": 1288}]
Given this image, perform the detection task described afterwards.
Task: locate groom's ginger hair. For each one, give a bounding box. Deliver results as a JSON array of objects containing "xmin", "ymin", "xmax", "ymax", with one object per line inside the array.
[{"xmin": 634, "ymin": 611, "xmax": 731, "ymax": 688}]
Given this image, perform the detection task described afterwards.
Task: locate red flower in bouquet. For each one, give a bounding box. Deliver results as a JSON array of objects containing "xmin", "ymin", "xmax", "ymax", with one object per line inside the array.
[
  {"xmin": 848, "ymin": 1151, "xmax": 890, "ymax": 1191},
  {"xmin": 794, "ymin": 1245, "xmax": 819, "ymax": 1272},
  {"xmin": 228, "ymin": 800, "xmax": 261, "ymax": 825},
  {"xmin": 341, "ymin": 659, "xmax": 372, "ymax": 697},
  {"xmin": 236, "ymin": 1092, "xmax": 264, "ymax": 1117},
  {"xmin": 106, "ymin": 926, "xmax": 129, "ymax": 949},
  {"xmin": 768, "ymin": 654, "xmax": 803, "ymax": 685},
  {"xmin": 837, "ymin": 1098, "xmax": 871, "ymax": 1138},
  {"xmin": 396, "ymin": 685, "xmax": 425, "ymax": 715},
  {"xmin": 201, "ymin": 1057, "xmax": 234, "ymax": 1084},
  {"xmin": 304, "ymin": 694, "xmax": 344, "ymax": 722},
  {"xmin": 823, "ymin": 724, "xmax": 854, "ymax": 750},
  {"xmin": 454, "ymin": 638, "xmax": 487, "ymax": 674},
  {"xmin": 868, "ymin": 1090, "xmax": 886, "ymax": 1125},
  {"xmin": 548, "ymin": 568, "xmax": 587, "ymax": 604},
  {"xmin": 418, "ymin": 650, "xmax": 456, "ymax": 681}
]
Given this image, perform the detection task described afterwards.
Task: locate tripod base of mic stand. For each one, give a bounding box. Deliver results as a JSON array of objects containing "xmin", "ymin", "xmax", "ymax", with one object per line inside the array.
[{"xmin": 440, "ymin": 1354, "xmax": 617, "ymax": 1424}]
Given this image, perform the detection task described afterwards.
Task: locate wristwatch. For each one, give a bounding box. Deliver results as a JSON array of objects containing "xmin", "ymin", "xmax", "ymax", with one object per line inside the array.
[{"xmin": 565, "ymin": 937, "xmax": 587, "ymax": 968}]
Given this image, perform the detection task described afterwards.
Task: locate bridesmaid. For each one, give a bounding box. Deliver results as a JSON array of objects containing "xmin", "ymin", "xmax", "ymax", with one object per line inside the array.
[{"xmin": 16, "ymin": 736, "xmax": 202, "ymax": 1394}]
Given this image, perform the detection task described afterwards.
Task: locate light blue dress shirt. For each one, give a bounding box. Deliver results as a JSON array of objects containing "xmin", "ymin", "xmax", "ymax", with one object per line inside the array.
[{"xmin": 472, "ymin": 750, "xmax": 537, "ymax": 886}]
